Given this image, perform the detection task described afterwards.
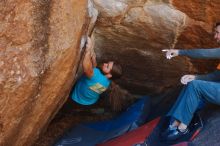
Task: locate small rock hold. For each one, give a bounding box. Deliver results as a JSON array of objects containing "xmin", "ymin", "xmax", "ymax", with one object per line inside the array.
[
  {"xmin": 13, "ymin": 57, "xmax": 17, "ymax": 62},
  {"xmin": 17, "ymin": 76, "xmax": 22, "ymax": 82},
  {"xmin": 0, "ymin": 61, "xmax": 4, "ymax": 66},
  {"xmin": 16, "ymin": 70, "xmax": 21, "ymax": 75},
  {"xmin": 10, "ymin": 70, "xmax": 15, "ymax": 75}
]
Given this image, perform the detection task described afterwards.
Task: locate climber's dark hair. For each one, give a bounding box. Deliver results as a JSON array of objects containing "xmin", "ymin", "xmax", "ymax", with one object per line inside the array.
[
  {"xmin": 215, "ymin": 22, "xmax": 220, "ymax": 27},
  {"xmin": 110, "ymin": 62, "xmax": 122, "ymax": 80}
]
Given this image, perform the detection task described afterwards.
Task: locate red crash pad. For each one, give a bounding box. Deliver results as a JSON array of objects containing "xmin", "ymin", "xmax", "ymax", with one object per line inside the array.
[
  {"xmin": 98, "ymin": 117, "xmax": 160, "ymax": 146},
  {"xmin": 173, "ymin": 142, "xmax": 189, "ymax": 146}
]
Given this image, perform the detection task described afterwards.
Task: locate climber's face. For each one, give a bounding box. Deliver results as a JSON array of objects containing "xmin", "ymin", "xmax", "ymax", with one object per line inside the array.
[
  {"xmin": 214, "ymin": 25, "xmax": 220, "ymax": 43},
  {"xmin": 101, "ymin": 61, "xmax": 114, "ymax": 75}
]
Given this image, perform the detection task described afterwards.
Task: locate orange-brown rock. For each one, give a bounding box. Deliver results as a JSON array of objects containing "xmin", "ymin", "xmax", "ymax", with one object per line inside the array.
[
  {"xmin": 0, "ymin": 0, "xmax": 89, "ymax": 146},
  {"xmin": 1, "ymin": 0, "xmax": 220, "ymax": 146}
]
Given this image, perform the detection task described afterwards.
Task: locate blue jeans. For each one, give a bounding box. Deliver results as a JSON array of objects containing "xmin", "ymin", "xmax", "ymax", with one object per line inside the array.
[{"xmin": 167, "ymin": 80, "xmax": 220, "ymax": 125}]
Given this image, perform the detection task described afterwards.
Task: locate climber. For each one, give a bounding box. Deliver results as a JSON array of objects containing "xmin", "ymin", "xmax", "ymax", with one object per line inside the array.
[
  {"xmin": 70, "ymin": 36, "xmax": 124, "ymax": 110},
  {"xmin": 160, "ymin": 22, "xmax": 220, "ymax": 142}
]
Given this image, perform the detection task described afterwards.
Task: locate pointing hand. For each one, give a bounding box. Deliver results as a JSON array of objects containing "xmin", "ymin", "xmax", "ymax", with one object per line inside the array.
[{"xmin": 162, "ymin": 49, "xmax": 179, "ymax": 59}]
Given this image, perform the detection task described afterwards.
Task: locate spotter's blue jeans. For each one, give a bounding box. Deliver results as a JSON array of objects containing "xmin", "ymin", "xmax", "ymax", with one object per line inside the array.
[{"xmin": 167, "ymin": 80, "xmax": 220, "ymax": 125}]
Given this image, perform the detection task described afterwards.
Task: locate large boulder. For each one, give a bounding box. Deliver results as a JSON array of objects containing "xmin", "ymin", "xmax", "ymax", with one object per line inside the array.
[
  {"xmin": 1, "ymin": 0, "xmax": 220, "ymax": 146},
  {"xmin": 0, "ymin": 0, "xmax": 89, "ymax": 146},
  {"xmin": 93, "ymin": 0, "xmax": 220, "ymax": 95}
]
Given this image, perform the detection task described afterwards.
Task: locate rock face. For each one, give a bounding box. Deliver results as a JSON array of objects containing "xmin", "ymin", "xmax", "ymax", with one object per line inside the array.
[
  {"xmin": 1, "ymin": 0, "xmax": 220, "ymax": 146},
  {"xmin": 93, "ymin": 0, "xmax": 220, "ymax": 95},
  {"xmin": 0, "ymin": 0, "xmax": 89, "ymax": 146}
]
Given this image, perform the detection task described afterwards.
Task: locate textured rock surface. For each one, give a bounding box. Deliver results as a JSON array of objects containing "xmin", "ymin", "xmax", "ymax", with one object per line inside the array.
[
  {"xmin": 93, "ymin": 0, "xmax": 220, "ymax": 95},
  {"xmin": 0, "ymin": 0, "xmax": 88, "ymax": 146},
  {"xmin": 1, "ymin": 0, "xmax": 220, "ymax": 146}
]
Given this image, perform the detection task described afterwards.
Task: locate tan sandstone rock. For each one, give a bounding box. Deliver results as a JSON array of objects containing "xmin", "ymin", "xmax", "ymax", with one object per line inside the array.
[
  {"xmin": 0, "ymin": 0, "xmax": 89, "ymax": 146},
  {"xmin": 1, "ymin": 0, "xmax": 220, "ymax": 146}
]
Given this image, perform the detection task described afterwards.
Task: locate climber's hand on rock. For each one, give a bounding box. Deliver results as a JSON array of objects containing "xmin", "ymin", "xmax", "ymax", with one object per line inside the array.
[{"xmin": 86, "ymin": 37, "xmax": 93, "ymax": 52}]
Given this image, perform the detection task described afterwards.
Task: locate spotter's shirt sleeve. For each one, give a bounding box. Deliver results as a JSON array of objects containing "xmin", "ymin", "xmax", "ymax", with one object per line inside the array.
[{"xmin": 179, "ymin": 48, "xmax": 220, "ymax": 59}]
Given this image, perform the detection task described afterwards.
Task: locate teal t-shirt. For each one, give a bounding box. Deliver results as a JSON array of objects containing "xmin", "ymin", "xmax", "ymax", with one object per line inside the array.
[{"xmin": 71, "ymin": 68, "xmax": 111, "ymax": 105}]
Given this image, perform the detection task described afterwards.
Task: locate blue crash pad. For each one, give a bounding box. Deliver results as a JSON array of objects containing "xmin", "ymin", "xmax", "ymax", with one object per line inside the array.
[{"xmin": 54, "ymin": 96, "xmax": 151, "ymax": 146}]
